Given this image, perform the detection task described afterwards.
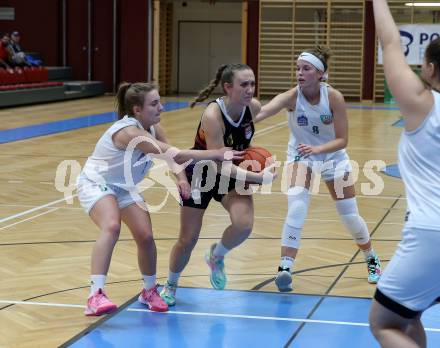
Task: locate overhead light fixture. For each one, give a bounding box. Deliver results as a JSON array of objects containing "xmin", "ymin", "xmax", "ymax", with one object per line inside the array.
[{"xmin": 405, "ymin": 2, "xmax": 440, "ymax": 6}]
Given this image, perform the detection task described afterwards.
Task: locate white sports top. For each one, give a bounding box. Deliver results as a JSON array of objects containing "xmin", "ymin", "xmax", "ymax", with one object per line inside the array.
[
  {"xmin": 398, "ymin": 90, "xmax": 440, "ymax": 230},
  {"xmin": 287, "ymin": 83, "xmax": 347, "ymax": 162},
  {"xmin": 81, "ymin": 116, "xmax": 155, "ymax": 190}
]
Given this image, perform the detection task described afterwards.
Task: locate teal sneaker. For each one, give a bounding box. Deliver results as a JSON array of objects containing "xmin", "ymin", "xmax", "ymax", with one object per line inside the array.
[
  {"xmin": 205, "ymin": 243, "xmax": 227, "ymax": 290},
  {"xmin": 160, "ymin": 281, "xmax": 177, "ymax": 306},
  {"xmin": 367, "ymin": 255, "xmax": 382, "ymax": 284},
  {"xmin": 275, "ymin": 268, "xmax": 293, "ymax": 292}
]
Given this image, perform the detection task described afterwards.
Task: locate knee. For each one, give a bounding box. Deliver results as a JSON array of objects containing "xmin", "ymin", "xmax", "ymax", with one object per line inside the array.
[
  {"xmin": 178, "ymin": 232, "xmax": 199, "ymax": 252},
  {"xmin": 136, "ymin": 232, "xmax": 155, "ymax": 249},
  {"xmin": 231, "ymin": 215, "xmax": 253, "ymax": 236},
  {"xmin": 285, "ymin": 187, "xmax": 311, "ymax": 229},
  {"xmin": 103, "ymin": 220, "xmax": 121, "ymax": 240}
]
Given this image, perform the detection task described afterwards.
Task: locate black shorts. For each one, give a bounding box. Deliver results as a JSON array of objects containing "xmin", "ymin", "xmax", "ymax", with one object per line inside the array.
[
  {"xmin": 374, "ymin": 289, "xmax": 440, "ymax": 319},
  {"xmin": 182, "ymin": 163, "xmax": 238, "ymax": 210}
]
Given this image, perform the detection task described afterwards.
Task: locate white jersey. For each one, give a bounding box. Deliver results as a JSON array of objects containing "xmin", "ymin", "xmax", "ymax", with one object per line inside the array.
[
  {"xmin": 80, "ymin": 116, "xmax": 155, "ymax": 190},
  {"xmin": 287, "ymin": 83, "xmax": 347, "ymax": 162},
  {"xmin": 398, "ymin": 90, "xmax": 440, "ymax": 231}
]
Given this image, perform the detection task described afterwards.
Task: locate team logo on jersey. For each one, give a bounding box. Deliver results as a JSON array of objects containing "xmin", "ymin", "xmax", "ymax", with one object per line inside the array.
[
  {"xmin": 226, "ymin": 134, "xmax": 233, "ymax": 146},
  {"xmin": 297, "ymin": 115, "xmax": 308, "ymax": 126},
  {"xmin": 320, "ymin": 114, "xmax": 333, "ymax": 125},
  {"xmin": 244, "ymin": 125, "xmax": 253, "ymax": 139}
]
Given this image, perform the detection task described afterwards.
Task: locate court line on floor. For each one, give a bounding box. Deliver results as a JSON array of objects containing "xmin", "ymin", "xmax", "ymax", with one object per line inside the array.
[
  {"xmin": 0, "ymin": 204, "xmax": 404, "ymax": 225},
  {"xmin": 0, "ymin": 236, "xmax": 403, "ymax": 247},
  {"xmin": 1, "ymin": 299, "xmax": 438, "ymax": 332},
  {"xmin": 0, "ymin": 300, "xmax": 85, "ymax": 309},
  {"xmin": 0, "ymin": 208, "xmax": 405, "ymax": 227},
  {"xmin": 127, "ymin": 308, "xmax": 440, "ymax": 332},
  {"xmin": 0, "ymin": 196, "xmax": 74, "ymax": 224},
  {"xmin": 0, "ymin": 207, "xmax": 59, "ymax": 231}
]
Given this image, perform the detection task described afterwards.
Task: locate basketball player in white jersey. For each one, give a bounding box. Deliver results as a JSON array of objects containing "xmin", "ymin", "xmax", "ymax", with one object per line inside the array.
[
  {"xmin": 76, "ymin": 82, "xmax": 242, "ymax": 316},
  {"xmin": 255, "ymin": 46, "xmax": 382, "ymax": 292},
  {"xmin": 370, "ymin": 2, "xmax": 440, "ymax": 347}
]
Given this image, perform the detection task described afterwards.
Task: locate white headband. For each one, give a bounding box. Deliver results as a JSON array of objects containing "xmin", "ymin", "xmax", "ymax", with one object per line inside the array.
[
  {"xmin": 298, "ymin": 52, "xmax": 325, "ymax": 72},
  {"xmin": 298, "ymin": 52, "xmax": 328, "ymax": 81}
]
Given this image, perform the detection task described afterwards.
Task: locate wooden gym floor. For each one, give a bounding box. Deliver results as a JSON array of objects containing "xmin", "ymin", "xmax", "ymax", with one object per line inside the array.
[{"xmin": 0, "ymin": 96, "xmax": 406, "ymax": 347}]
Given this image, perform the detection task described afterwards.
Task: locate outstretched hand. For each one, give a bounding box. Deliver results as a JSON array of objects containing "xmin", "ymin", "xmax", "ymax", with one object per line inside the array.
[
  {"xmin": 296, "ymin": 143, "xmax": 322, "ymax": 158},
  {"xmin": 217, "ymin": 147, "xmax": 245, "ymax": 161},
  {"xmin": 177, "ymin": 180, "xmax": 191, "ymax": 200},
  {"xmin": 261, "ymin": 162, "xmax": 278, "ymax": 184}
]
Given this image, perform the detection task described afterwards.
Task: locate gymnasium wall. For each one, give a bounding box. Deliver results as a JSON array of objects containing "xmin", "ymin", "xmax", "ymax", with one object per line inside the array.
[
  {"xmin": 0, "ymin": 0, "xmax": 151, "ymax": 92},
  {"xmin": 258, "ymin": 0, "xmax": 440, "ymax": 101},
  {"xmin": 0, "ymin": 0, "xmax": 61, "ymax": 66}
]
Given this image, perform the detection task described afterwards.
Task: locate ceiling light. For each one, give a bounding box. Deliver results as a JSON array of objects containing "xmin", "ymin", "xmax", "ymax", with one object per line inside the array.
[{"xmin": 405, "ymin": 2, "xmax": 440, "ymax": 6}]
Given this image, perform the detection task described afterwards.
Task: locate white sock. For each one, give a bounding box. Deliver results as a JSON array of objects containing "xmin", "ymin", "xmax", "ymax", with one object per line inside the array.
[
  {"xmin": 168, "ymin": 271, "xmax": 181, "ymax": 285},
  {"xmin": 90, "ymin": 275, "xmax": 106, "ymax": 297},
  {"xmin": 279, "ymin": 256, "xmax": 294, "ymax": 271},
  {"xmin": 213, "ymin": 241, "xmax": 229, "ymax": 258},
  {"xmin": 361, "ymin": 247, "xmax": 376, "ymax": 260},
  {"xmin": 142, "ymin": 274, "xmax": 156, "ymax": 290}
]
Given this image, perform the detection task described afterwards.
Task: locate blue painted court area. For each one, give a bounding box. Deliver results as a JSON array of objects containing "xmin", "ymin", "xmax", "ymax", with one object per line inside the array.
[
  {"xmin": 0, "ymin": 101, "xmax": 189, "ymax": 144},
  {"xmin": 383, "ymin": 164, "xmax": 401, "ymax": 179},
  {"xmin": 0, "ymin": 102, "xmax": 401, "ymax": 144},
  {"xmin": 348, "ymin": 105, "xmax": 400, "ymax": 111},
  {"xmin": 63, "ymin": 287, "xmax": 440, "ymax": 348}
]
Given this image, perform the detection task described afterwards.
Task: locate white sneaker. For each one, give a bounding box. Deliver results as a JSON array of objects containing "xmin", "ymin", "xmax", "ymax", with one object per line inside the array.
[{"xmin": 275, "ymin": 268, "xmax": 293, "ymax": 292}]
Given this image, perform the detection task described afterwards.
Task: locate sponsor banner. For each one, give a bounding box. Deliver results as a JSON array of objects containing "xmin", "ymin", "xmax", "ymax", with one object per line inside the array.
[{"xmin": 378, "ymin": 24, "xmax": 440, "ymax": 65}]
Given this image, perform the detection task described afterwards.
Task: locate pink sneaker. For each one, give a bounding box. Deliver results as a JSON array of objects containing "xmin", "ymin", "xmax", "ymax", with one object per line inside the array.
[
  {"xmin": 138, "ymin": 285, "xmax": 169, "ymax": 312},
  {"xmin": 84, "ymin": 289, "xmax": 118, "ymax": 316}
]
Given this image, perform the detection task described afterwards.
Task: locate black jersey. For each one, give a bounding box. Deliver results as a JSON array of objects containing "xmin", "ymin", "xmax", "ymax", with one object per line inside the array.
[{"xmin": 192, "ymin": 98, "xmax": 255, "ymax": 151}]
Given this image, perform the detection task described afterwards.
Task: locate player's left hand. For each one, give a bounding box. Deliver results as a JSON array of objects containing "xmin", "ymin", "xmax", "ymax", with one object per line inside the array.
[
  {"xmin": 177, "ymin": 180, "xmax": 191, "ymax": 200},
  {"xmin": 296, "ymin": 143, "xmax": 322, "ymax": 158}
]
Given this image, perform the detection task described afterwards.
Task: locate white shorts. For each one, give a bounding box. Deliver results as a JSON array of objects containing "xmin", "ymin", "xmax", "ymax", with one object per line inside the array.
[
  {"xmin": 375, "ymin": 226, "xmax": 440, "ymax": 317},
  {"xmin": 77, "ymin": 177, "xmax": 144, "ymax": 214},
  {"xmin": 286, "ymin": 150, "xmax": 352, "ymax": 182}
]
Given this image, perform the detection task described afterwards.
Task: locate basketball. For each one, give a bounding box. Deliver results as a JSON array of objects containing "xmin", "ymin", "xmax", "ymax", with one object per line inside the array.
[{"xmin": 234, "ymin": 146, "xmax": 274, "ymax": 172}]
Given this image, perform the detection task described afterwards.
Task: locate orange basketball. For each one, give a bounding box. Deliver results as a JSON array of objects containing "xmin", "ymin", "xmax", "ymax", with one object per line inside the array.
[{"xmin": 234, "ymin": 146, "xmax": 274, "ymax": 173}]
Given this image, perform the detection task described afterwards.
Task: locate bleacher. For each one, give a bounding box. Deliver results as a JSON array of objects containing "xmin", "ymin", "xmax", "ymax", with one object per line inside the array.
[{"xmin": 0, "ymin": 66, "xmax": 105, "ymax": 108}]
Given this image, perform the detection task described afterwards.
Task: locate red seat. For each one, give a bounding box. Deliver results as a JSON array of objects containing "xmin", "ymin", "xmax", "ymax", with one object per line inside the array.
[
  {"xmin": 14, "ymin": 67, "xmax": 26, "ymax": 84},
  {"xmin": 5, "ymin": 69, "xmax": 17, "ymax": 84},
  {"xmin": 0, "ymin": 68, "xmax": 7, "ymax": 85}
]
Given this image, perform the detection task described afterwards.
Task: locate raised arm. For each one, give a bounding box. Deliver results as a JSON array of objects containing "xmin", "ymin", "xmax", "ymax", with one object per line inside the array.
[
  {"xmin": 254, "ymin": 88, "xmax": 296, "ymax": 123},
  {"xmin": 113, "ymin": 125, "xmax": 237, "ymax": 165},
  {"xmin": 373, "ymin": 0, "xmax": 433, "ymax": 129}
]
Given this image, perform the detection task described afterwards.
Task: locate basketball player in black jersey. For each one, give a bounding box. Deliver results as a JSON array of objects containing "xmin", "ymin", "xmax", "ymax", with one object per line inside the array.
[{"xmin": 160, "ymin": 64, "xmax": 276, "ymax": 306}]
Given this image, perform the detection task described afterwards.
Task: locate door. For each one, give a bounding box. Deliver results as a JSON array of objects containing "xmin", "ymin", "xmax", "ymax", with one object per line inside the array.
[
  {"xmin": 65, "ymin": 0, "xmax": 115, "ymax": 91},
  {"xmin": 178, "ymin": 22, "xmax": 210, "ymax": 94},
  {"xmin": 66, "ymin": 0, "xmax": 89, "ymax": 81},
  {"xmin": 178, "ymin": 21, "xmax": 241, "ymax": 94},
  {"xmin": 209, "ymin": 22, "xmax": 242, "ymax": 86},
  {"xmin": 92, "ymin": 0, "xmax": 114, "ymax": 91}
]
